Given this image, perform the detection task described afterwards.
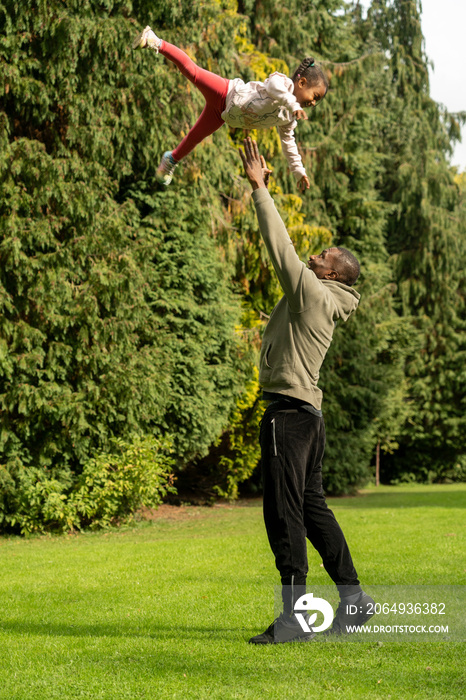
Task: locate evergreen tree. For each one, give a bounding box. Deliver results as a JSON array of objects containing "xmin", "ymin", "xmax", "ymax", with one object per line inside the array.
[
  {"xmin": 0, "ymin": 0, "xmax": 250, "ymax": 495},
  {"xmin": 236, "ymin": 0, "xmax": 405, "ymax": 492},
  {"xmin": 367, "ymin": 0, "xmax": 466, "ymax": 481},
  {"xmin": 1, "ymin": 0, "xmax": 464, "ymax": 529}
]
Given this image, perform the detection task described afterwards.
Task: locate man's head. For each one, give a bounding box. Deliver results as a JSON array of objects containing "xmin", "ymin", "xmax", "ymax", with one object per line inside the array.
[{"xmin": 307, "ymin": 247, "xmax": 360, "ymax": 286}]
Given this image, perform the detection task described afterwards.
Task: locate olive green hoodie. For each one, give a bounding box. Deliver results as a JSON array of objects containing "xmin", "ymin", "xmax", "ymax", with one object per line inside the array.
[{"xmin": 252, "ymin": 188, "xmax": 360, "ymax": 410}]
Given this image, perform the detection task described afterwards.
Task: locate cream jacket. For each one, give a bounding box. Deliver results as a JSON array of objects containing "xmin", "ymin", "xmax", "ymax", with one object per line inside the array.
[{"xmin": 221, "ymin": 73, "xmax": 307, "ymax": 181}]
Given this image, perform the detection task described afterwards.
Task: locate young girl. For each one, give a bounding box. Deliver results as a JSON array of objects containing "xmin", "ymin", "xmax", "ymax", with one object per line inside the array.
[{"xmin": 132, "ymin": 26, "xmax": 328, "ymax": 189}]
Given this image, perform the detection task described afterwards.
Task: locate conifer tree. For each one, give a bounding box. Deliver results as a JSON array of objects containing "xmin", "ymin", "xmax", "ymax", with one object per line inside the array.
[
  {"xmin": 0, "ymin": 0, "xmax": 250, "ymax": 489},
  {"xmin": 236, "ymin": 0, "xmax": 405, "ymax": 492},
  {"xmin": 366, "ymin": 0, "xmax": 466, "ymax": 481},
  {"xmin": 1, "ymin": 0, "xmax": 464, "ymax": 524}
]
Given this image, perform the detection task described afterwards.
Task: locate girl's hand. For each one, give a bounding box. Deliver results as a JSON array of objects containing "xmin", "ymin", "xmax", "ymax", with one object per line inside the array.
[
  {"xmin": 298, "ymin": 175, "xmax": 310, "ymax": 192},
  {"xmin": 293, "ymin": 109, "xmax": 308, "ymax": 121}
]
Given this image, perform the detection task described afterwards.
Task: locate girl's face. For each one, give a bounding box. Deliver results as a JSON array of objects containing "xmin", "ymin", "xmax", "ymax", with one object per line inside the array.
[{"xmin": 293, "ymin": 78, "xmax": 327, "ymax": 109}]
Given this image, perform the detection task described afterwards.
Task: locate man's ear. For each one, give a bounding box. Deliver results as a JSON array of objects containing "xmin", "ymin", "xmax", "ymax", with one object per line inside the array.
[{"xmin": 324, "ymin": 270, "xmax": 339, "ymax": 280}]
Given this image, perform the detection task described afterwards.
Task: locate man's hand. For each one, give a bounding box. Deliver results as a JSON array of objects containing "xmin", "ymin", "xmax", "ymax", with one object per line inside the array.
[
  {"xmin": 239, "ymin": 138, "xmax": 272, "ymax": 191},
  {"xmin": 261, "ymin": 154, "xmax": 272, "ymax": 188}
]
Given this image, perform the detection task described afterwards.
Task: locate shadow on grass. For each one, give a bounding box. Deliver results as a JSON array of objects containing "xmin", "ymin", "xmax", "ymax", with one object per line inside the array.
[{"xmin": 0, "ymin": 619, "xmax": 254, "ymax": 640}]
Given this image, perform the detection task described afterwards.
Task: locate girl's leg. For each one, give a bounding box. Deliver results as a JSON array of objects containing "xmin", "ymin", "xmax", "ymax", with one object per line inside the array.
[
  {"xmin": 159, "ymin": 41, "xmax": 229, "ymax": 161},
  {"xmin": 172, "ymin": 105, "xmax": 225, "ymax": 161},
  {"xmin": 159, "ymin": 40, "xmax": 228, "ymax": 103}
]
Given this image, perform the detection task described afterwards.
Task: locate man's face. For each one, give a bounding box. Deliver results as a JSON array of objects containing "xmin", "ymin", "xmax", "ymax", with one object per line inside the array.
[{"xmin": 307, "ymin": 247, "xmax": 340, "ymax": 280}]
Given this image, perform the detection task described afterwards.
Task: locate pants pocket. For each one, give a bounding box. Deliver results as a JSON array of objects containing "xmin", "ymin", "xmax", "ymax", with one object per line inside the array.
[{"xmin": 271, "ymin": 417, "xmax": 277, "ymax": 457}]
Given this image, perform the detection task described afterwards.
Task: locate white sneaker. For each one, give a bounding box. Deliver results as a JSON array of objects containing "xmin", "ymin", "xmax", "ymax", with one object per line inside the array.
[
  {"xmin": 132, "ymin": 26, "xmax": 161, "ymax": 52},
  {"xmin": 156, "ymin": 152, "xmax": 178, "ymax": 186}
]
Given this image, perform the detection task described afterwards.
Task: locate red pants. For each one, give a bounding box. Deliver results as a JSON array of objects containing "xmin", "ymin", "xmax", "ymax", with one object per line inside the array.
[{"xmin": 159, "ymin": 41, "xmax": 229, "ymax": 162}]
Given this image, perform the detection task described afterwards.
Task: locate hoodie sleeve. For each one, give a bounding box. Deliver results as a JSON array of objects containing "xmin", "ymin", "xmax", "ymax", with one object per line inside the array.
[
  {"xmin": 251, "ymin": 188, "xmax": 326, "ymax": 312},
  {"xmin": 277, "ymin": 123, "xmax": 307, "ymax": 181},
  {"xmin": 263, "ymin": 72, "xmax": 302, "ymax": 113}
]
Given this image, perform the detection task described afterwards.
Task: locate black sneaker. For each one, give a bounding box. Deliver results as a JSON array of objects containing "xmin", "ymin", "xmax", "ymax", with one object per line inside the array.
[
  {"xmin": 324, "ymin": 591, "xmax": 375, "ymax": 636},
  {"xmin": 249, "ymin": 612, "xmax": 316, "ymax": 645}
]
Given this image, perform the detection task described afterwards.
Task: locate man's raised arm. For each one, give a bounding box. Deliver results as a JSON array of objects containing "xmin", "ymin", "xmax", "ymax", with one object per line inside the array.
[{"xmin": 239, "ymin": 138, "xmax": 322, "ymax": 309}]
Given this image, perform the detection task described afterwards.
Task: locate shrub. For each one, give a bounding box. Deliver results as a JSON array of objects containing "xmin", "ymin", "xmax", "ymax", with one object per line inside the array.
[
  {"xmin": 2, "ymin": 464, "xmax": 77, "ymax": 535},
  {"xmin": 71, "ymin": 436, "xmax": 176, "ymax": 530},
  {"xmin": 0, "ymin": 436, "xmax": 176, "ymax": 535}
]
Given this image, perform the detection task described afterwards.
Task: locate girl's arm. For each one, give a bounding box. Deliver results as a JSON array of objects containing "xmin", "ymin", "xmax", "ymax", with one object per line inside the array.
[
  {"xmin": 263, "ymin": 72, "xmax": 301, "ymax": 113},
  {"xmin": 277, "ymin": 123, "xmax": 309, "ymax": 189}
]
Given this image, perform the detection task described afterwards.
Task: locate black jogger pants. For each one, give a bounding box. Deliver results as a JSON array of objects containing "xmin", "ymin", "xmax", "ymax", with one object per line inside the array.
[{"xmin": 260, "ymin": 403, "xmax": 360, "ymax": 593}]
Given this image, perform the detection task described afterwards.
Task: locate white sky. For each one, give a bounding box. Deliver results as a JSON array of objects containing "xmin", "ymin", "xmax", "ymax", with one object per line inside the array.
[
  {"xmin": 359, "ymin": 0, "xmax": 466, "ymax": 171},
  {"xmin": 420, "ymin": 0, "xmax": 466, "ymax": 171}
]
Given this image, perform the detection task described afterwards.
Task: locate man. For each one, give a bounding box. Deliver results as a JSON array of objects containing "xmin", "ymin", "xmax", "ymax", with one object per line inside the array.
[{"xmin": 239, "ymin": 138, "xmax": 374, "ymax": 645}]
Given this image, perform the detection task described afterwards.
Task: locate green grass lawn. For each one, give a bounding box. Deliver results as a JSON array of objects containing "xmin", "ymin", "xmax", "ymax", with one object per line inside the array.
[{"xmin": 0, "ymin": 484, "xmax": 464, "ymax": 699}]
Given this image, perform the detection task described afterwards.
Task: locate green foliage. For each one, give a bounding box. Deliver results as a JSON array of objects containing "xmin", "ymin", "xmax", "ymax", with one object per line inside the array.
[
  {"xmin": 0, "ymin": 0, "xmax": 250, "ymax": 497},
  {"xmin": 1, "ymin": 464, "xmax": 76, "ymax": 535},
  {"xmin": 1, "ymin": 435, "xmax": 176, "ymax": 535},
  {"xmin": 0, "ymin": 137, "xmax": 170, "ymax": 472},
  {"xmin": 71, "ymin": 435, "xmax": 176, "ymax": 530},
  {"xmin": 0, "ymin": 0, "xmax": 464, "ymax": 516},
  {"xmin": 133, "ymin": 187, "xmax": 251, "ymax": 464},
  {"xmin": 191, "ymin": 367, "xmax": 265, "ymax": 500},
  {"xmin": 365, "ymin": 0, "xmax": 466, "ymax": 482}
]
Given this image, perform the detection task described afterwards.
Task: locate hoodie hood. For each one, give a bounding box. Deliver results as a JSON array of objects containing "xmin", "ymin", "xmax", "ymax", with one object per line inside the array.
[{"xmin": 323, "ymin": 280, "xmax": 360, "ymax": 322}]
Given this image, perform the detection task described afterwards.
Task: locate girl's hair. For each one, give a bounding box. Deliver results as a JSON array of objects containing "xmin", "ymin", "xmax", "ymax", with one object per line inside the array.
[{"xmin": 292, "ymin": 57, "xmax": 328, "ymax": 92}]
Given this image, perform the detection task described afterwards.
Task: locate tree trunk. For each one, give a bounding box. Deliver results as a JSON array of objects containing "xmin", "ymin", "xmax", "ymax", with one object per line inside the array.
[{"xmin": 375, "ymin": 441, "xmax": 380, "ymax": 487}]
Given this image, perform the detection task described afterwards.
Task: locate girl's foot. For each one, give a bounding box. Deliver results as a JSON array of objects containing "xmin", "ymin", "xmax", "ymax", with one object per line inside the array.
[
  {"xmin": 132, "ymin": 26, "xmax": 161, "ymax": 52},
  {"xmin": 156, "ymin": 152, "xmax": 179, "ymax": 186}
]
